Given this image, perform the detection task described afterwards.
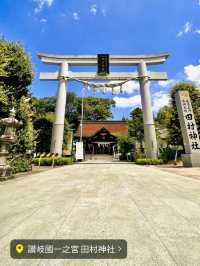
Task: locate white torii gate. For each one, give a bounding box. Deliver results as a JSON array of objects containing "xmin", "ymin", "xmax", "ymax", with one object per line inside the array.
[{"xmin": 38, "ymin": 53, "xmax": 170, "ymax": 158}]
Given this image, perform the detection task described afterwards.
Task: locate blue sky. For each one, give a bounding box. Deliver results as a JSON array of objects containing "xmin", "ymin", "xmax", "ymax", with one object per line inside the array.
[{"xmin": 1, "ymin": 0, "xmax": 200, "ymax": 119}]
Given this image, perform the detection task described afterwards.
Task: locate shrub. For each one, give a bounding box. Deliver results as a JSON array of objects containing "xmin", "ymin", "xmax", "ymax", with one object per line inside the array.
[
  {"xmin": 32, "ymin": 156, "xmax": 74, "ymax": 166},
  {"xmin": 135, "ymin": 152, "xmax": 146, "ymax": 160},
  {"xmin": 116, "ymin": 135, "xmax": 135, "ymax": 160},
  {"xmin": 159, "ymin": 147, "xmax": 176, "ymax": 162},
  {"xmin": 11, "ymin": 157, "xmax": 31, "ymax": 173},
  {"xmin": 135, "ymin": 158, "xmax": 164, "ymax": 165}
]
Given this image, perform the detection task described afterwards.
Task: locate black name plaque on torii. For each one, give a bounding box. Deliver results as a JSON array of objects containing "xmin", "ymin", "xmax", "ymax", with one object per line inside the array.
[{"xmin": 97, "ymin": 54, "xmax": 110, "ymax": 76}]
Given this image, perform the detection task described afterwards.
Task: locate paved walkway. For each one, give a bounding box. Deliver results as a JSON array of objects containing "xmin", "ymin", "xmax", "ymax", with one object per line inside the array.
[{"xmin": 1, "ymin": 163, "xmax": 200, "ymax": 266}]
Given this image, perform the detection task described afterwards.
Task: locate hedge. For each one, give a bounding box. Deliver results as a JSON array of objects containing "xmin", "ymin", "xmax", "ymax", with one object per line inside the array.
[
  {"xmin": 135, "ymin": 158, "xmax": 164, "ymax": 165},
  {"xmin": 32, "ymin": 157, "xmax": 74, "ymax": 166}
]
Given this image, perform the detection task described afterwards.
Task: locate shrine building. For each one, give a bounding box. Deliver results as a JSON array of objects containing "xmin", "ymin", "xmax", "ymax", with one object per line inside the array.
[{"xmin": 76, "ymin": 121, "xmax": 128, "ymax": 155}]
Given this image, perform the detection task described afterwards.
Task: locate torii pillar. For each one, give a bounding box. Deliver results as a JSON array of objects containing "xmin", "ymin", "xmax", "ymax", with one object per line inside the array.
[
  {"xmin": 50, "ymin": 62, "xmax": 68, "ymax": 155},
  {"xmin": 138, "ymin": 61, "xmax": 157, "ymax": 158}
]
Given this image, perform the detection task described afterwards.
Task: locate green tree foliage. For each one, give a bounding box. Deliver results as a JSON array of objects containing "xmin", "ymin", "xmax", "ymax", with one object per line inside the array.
[
  {"xmin": 34, "ymin": 94, "xmax": 115, "ymax": 127},
  {"xmin": 0, "ymin": 39, "xmax": 10, "ymax": 77},
  {"xmin": 0, "ymin": 88, "xmax": 8, "ymax": 117},
  {"xmin": 0, "ymin": 38, "xmax": 34, "ymax": 107},
  {"xmin": 32, "ymin": 96, "xmax": 56, "ymax": 118},
  {"xmin": 155, "ymin": 106, "xmax": 173, "ymax": 147},
  {"xmin": 156, "ymin": 105, "xmax": 172, "ymax": 127},
  {"xmin": 0, "ymin": 39, "xmax": 10, "ymax": 116},
  {"xmin": 129, "ymin": 107, "xmax": 144, "ymax": 147},
  {"xmin": 33, "ymin": 112, "xmax": 70, "ymax": 153},
  {"xmin": 33, "ymin": 117, "xmax": 53, "ymax": 152},
  {"xmin": 117, "ymin": 135, "xmax": 135, "ymax": 160},
  {"xmin": 33, "ymin": 94, "xmax": 115, "ymax": 152},
  {"xmin": 65, "ymin": 92, "xmax": 79, "ymax": 125},
  {"xmin": 168, "ymin": 82, "xmax": 200, "ymax": 147},
  {"xmin": 0, "ymin": 38, "xmax": 35, "ymax": 154},
  {"xmin": 13, "ymin": 97, "xmax": 36, "ymax": 153},
  {"xmin": 33, "ymin": 92, "xmax": 79, "ymax": 123},
  {"xmin": 78, "ymin": 97, "xmax": 115, "ymax": 122}
]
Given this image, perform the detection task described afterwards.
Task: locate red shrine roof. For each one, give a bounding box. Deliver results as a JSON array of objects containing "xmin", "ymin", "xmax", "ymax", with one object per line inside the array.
[{"xmin": 76, "ymin": 121, "xmax": 128, "ymax": 138}]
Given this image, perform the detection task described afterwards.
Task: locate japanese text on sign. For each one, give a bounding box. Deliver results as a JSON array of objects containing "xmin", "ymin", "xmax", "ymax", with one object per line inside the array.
[
  {"xmin": 11, "ymin": 239, "xmax": 127, "ymax": 259},
  {"xmin": 175, "ymin": 90, "xmax": 200, "ymax": 153}
]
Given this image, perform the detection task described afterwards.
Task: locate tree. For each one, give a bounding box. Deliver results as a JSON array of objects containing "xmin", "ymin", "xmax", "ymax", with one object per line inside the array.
[
  {"xmin": 0, "ymin": 88, "xmax": 8, "ymax": 117},
  {"xmin": 155, "ymin": 106, "xmax": 173, "ymax": 147},
  {"xmin": 13, "ymin": 97, "xmax": 36, "ymax": 153},
  {"xmin": 168, "ymin": 82, "xmax": 200, "ymax": 147},
  {"xmin": 33, "ymin": 112, "xmax": 70, "ymax": 153},
  {"xmin": 129, "ymin": 107, "xmax": 144, "ymax": 149},
  {"xmin": 0, "ymin": 38, "xmax": 34, "ymax": 108},
  {"xmin": 32, "ymin": 94, "xmax": 115, "ymax": 152},
  {"xmin": 32, "ymin": 96, "xmax": 56, "ymax": 118},
  {"xmin": 117, "ymin": 135, "xmax": 135, "ymax": 160},
  {"xmin": 0, "ymin": 38, "xmax": 35, "ymax": 154},
  {"xmin": 0, "ymin": 38, "xmax": 10, "ymax": 77},
  {"xmin": 0, "ymin": 39, "xmax": 10, "ymax": 116},
  {"xmin": 34, "ymin": 95, "xmax": 115, "ymax": 127},
  {"xmin": 33, "ymin": 117, "xmax": 53, "ymax": 153},
  {"xmin": 79, "ymin": 97, "xmax": 115, "ymax": 121}
]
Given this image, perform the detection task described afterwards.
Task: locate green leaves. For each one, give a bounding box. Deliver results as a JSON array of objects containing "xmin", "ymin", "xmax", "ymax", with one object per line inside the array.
[
  {"xmin": 78, "ymin": 97, "xmax": 115, "ymax": 121},
  {"xmin": 0, "ymin": 38, "xmax": 33, "ymax": 104},
  {"xmin": 129, "ymin": 107, "xmax": 144, "ymax": 144},
  {"xmin": 0, "ymin": 38, "xmax": 35, "ymax": 155}
]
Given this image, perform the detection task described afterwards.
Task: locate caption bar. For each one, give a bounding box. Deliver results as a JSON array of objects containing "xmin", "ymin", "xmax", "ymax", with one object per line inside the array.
[{"xmin": 11, "ymin": 239, "xmax": 127, "ymax": 259}]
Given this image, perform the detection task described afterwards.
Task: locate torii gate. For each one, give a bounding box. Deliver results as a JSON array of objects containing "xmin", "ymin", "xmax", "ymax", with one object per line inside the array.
[{"xmin": 38, "ymin": 53, "xmax": 170, "ymax": 158}]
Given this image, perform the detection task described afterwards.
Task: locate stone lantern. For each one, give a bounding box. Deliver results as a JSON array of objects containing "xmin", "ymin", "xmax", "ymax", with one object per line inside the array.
[{"xmin": 0, "ymin": 108, "xmax": 22, "ymax": 179}]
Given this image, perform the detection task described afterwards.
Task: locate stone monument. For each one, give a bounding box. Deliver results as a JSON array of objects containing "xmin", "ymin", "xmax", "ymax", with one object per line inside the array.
[{"xmin": 175, "ymin": 90, "xmax": 200, "ymax": 167}]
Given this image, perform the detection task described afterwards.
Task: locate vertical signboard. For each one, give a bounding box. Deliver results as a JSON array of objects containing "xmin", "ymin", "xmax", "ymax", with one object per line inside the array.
[
  {"xmin": 175, "ymin": 90, "xmax": 200, "ymax": 166},
  {"xmin": 97, "ymin": 54, "xmax": 110, "ymax": 76},
  {"xmin": 75, "ymin": 142, "xmax": 84, "ymax": 161}
]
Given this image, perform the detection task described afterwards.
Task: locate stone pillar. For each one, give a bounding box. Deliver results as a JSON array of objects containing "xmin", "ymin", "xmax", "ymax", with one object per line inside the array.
[
  {"xmin": 175, "ymin": 90, "xmax": 200, "ymax": 167},
  {"xmin": 138, "ymin": 60, "xmax": 158, "ymax": 159},
  {"xmin": 50, "ymin": 62, "xmax": 68, "ymax": 156}
]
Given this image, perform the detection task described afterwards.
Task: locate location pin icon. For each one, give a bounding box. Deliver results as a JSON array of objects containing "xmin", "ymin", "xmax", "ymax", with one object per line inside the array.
[{"xmin": 16, "ymin": 244, "xmax": 24, "ymax": 254}]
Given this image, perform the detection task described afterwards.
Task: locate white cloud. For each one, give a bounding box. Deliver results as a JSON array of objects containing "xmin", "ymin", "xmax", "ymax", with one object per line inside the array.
[
  {"xmin": 184, "ymin": 64, "xmax": 200, "ymax": 85},
  {"xmin": 109, "ymin": 80, "xmax": 139, "ymax": 95},
  {"xmin": 177, "ymin": 21, "xmax": 193, "ymax": 37},
  {"xmin": 195, "ymin": 29, "xmax": 200, "ymax": 34},
  {"xmin": 40, "ymin": 18, "xmax": 47, "ymax": 23},
  {"xmin": 185, "ymin": 22, "xmax": 193, "ymax": 33},
  {"xmin": 33, "ymin": 0, "xmax": 54, "ymax": 13},
  {"xmin": 113, "ymin": 95, "xmax": 141, "ymax": 108},
  {"xmin": 158, "ymin": 79, "xmax": 177, "ymax": 88},
  {"xmin": 113, "ymin": 89, "xmax": 170, "ymax": 112},
  {"xmin": 73, "ymin": 12, "xmax": 79, "ymax": 21},
  {"xmin": 177, "ymin": 31, "xmax": 183, "ymax": 38},
  {"xmin": 90, "ymin": 4, "xmax": 97, "ymax": 15},
  {"xmin": 152, "ymin": 91, "xmax": 170, "ymax": 112},
  {"xmin": 198, "ymin": 0, "xmax": 200, "ymax": 5},
  {"xmin": 123, "ymin": 81, "xmax": 140, "ymax": 94}
]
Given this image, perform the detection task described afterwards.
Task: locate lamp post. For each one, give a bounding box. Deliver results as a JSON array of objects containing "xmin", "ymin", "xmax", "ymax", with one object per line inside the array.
[{"xmin": 80, "ymin": 87, "xmax": 87, "ymax": 142}]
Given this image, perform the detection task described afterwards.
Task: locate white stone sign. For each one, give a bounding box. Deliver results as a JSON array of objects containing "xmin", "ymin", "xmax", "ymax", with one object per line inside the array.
[
  {"xmin": 75, "ymin": 142, "xmax": 84, "ymax": 161},
  {"xmin": 175, "ymin": 90, "xmax": 200, "ymax": 167}
]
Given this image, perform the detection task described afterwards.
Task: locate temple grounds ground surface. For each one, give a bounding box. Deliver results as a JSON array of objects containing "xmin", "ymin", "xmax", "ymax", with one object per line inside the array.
[{"xmin": 1, "ymin": 162, "xmax": 200, "ymax": 266}]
